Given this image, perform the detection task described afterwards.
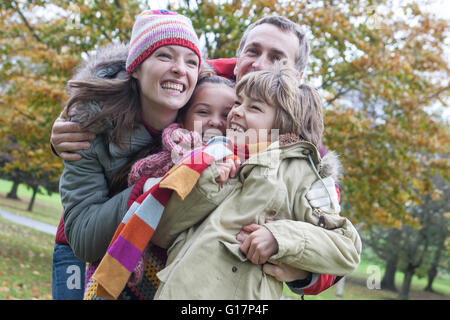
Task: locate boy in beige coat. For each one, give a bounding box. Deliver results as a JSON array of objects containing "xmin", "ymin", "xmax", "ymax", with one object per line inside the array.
[{"xmin": 152, "ymin": 64, "xmax": 362, "ymax": 299}]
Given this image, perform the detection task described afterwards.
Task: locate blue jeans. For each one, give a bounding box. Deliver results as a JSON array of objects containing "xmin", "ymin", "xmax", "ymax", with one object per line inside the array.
[{"xmin": 52, "ymin": 243, "xmax": 86, "ymax": 300}]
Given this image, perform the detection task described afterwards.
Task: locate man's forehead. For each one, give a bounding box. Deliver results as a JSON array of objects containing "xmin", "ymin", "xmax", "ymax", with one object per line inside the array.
[{"xmin": 243, "ymin": 23, "xmax": 299, "ymax": 57}]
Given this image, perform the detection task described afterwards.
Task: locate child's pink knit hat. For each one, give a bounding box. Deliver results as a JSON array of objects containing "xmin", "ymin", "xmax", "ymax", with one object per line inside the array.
[{"xmin": 126, "ymin": 9, "xmax": 202, "ymax": 74}]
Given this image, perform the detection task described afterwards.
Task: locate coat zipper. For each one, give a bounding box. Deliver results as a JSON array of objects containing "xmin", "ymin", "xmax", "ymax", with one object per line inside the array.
[{"xmin": 313, "ymin": 208, "xmax": 327, "ymax": 228}]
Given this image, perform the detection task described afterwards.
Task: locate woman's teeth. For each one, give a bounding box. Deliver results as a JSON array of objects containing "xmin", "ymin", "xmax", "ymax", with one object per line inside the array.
[{"xmin": 161, "ymin": 82, "xmax": 184, "ymax": 93}]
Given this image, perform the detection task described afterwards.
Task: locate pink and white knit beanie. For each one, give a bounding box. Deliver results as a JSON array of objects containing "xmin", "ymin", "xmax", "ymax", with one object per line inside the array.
[{"xmin": 126, "ymin": 9, "xmax": 202, "ymax": 74}]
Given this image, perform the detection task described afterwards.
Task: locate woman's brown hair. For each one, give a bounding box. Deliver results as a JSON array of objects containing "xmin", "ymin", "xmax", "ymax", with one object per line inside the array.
[{"xmin": 65, "ymin": 75, "xmax": 142, "ymax": 149}]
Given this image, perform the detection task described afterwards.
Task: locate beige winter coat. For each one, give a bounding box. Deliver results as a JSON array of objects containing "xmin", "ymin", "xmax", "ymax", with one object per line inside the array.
[{"xmin": 152, "ymin": 136, "xmax": 362, "ymax": 300}]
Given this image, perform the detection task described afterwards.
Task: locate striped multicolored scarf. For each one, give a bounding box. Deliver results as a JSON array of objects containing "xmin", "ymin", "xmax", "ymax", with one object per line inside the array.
[{"xmin": 92, "ymin": 137, "xmax": 234, "ymax": 300}]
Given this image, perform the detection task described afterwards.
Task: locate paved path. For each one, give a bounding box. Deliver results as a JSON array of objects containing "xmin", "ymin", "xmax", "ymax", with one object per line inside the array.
[{"xmin": 0, "ymin": 208, "xmax": 57, "ymax": 236}]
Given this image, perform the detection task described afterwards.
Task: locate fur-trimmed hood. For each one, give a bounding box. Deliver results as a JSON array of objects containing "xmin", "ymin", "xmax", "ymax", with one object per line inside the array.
[
  {"xmin": 67, "ymin": 43, "xmax": 129, "ymax": 133},
  {"xmin": 70, "ymin": 43, "xmax": 129, "ymax": 83},
  {"xmin": 278, "ymin": 133, "xmax": 343, "ymax": 184}
]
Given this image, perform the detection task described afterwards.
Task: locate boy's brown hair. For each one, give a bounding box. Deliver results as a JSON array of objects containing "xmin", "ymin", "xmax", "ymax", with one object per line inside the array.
[{"xmin": 235, "ymin": 61, "xmax": 324, "ymax": 148}]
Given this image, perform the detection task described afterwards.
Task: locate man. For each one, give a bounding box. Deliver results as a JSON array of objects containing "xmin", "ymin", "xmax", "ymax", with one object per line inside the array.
[{"xmin": 52, "ymin": 15, "xmax": 345, "ymax": 297}]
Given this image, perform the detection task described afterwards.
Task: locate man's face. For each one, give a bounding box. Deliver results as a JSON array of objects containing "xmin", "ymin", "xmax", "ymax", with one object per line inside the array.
[{"xmin": 234, "ymin": 23, "xmax": 300, "ymax": 82}]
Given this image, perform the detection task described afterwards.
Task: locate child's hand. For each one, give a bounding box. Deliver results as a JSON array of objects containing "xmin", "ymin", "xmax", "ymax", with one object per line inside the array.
[
  {"xmin": 237, "ymin": 224, "xmax": 278, "ymax": 265},
  {"xmin": 215, "ymin": 157, "xmax": 241, "ymax": 185}
]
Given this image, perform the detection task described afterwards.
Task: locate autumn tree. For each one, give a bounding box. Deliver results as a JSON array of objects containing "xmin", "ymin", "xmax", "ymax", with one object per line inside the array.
[{"xmin": 0, "ymin": 0, "xmax": 145, "ymax": 207}]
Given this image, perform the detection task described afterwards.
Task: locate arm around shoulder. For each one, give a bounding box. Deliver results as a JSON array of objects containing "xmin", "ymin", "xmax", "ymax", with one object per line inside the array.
[{"xmin": 61, "ymin": 138, "xmax": 132, "ymax": 262}]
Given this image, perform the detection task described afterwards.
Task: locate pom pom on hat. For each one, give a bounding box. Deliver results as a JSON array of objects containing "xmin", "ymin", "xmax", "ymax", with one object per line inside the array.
[{"xmin": 126, "ymin": 9, "xmax": 201, "ymax": 74}]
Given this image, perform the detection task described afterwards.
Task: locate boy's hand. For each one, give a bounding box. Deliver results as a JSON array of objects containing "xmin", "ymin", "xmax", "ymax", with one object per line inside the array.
[
  {"xmin": 237, "ymin": 224, "xmax": 278, "ymax": 265},
  {"xmin": 51, "ymin": 112, "xmax": 96, "ymax": 161},
  {"xmin": 215, "ymin": 157, "xmax": 241, "ymax": 185}
]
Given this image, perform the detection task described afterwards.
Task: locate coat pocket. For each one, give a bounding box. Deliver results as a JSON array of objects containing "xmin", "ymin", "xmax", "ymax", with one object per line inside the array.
[
  {"xmin": 259, "ymin": 187, "xmax": 287, "ymax": 224},
  {"xmin": 218, "ymin": 240, "xmax": 247, "ymax": 262}
]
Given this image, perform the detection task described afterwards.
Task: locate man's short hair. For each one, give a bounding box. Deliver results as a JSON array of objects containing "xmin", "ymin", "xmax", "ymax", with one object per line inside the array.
[{"xmin": 236, "ymin": 15, "xmax": 310, "ymax": 73}]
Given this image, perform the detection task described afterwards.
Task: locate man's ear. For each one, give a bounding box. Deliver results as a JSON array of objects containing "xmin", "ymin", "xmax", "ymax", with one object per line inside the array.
[
  {"xmin": 233, "ymin": 64, "xmax": 238, "ymax": 77},
  {"xmin": 298, "ymin": 71, "xmax": 304, "ymax": 81},
  {"xmin": 131, "ymin": 70, "xmax": 139, "ymax": 80}
]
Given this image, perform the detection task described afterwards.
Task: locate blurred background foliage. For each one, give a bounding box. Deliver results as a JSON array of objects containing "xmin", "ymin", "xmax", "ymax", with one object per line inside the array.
[{"xmin": 0, "ymin": 0, "xmax": 448, "ymax": 299}]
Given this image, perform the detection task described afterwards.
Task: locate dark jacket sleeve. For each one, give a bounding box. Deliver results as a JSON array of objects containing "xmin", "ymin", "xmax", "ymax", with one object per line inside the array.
[{"xmin": 60, "ymin": 137, "xmax": 133, "ymax": 263}]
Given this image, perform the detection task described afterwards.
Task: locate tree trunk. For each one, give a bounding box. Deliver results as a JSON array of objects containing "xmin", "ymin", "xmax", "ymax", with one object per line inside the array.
[
  {"xmin": 7, "ymin": 179, "xmax": 20, "ymax": 199},
  {"xmin": 398, "ymin": 265, "xmax": 415, "ymax": 300},
  {"xmin": 425, "ymin": 220, "xmax": 446, "ymax": 292},
  {"xmin": 27, "ymin": 185, "xmax": 38, "ymax": 212},
  {"xmin": 381, "ymin": 228, "xmax": 401, "ymax": 291},
  {"xmin": 381, "ymin": 255, "xmax": 398, "ymax": 292},
  {"xmin": 425, "ymin": 267, "xmax": 437, "ymax": 292}
]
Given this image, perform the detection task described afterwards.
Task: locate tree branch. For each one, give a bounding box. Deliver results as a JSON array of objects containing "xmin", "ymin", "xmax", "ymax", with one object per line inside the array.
[
  {"xmin": 12, "ymin": 1, "xmax": 42, "ymax": 43},
  {"xmin": 420, "ymin": 85, "xmax": 450, "ymax": 105},
  {"xmin": 325, "ymin": 87, "xmax": 352, "ymax": 105}
]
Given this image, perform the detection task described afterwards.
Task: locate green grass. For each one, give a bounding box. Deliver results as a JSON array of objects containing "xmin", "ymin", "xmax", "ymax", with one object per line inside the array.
[
  {"xmin": 282, "ymin": 251, "xmax": 450, "ymax": 300},
  {"xmin": 0, "ymin": 216, "xmax": 54, "ymax": 300},
  {"xmin": 0, "ymin": 179, "xmax": 62, "ymax": 226}
]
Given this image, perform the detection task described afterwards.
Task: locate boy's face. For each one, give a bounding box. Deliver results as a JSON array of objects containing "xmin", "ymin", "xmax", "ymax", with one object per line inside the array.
[
  {"xmin": 226, "ymin": 94, "xmax": 277, "ymax": 146},
  {"xmin": 234, "ymin": 23, "xmax": 299, "ymax": 82},
  {"xmin": 182, "ymin": 83, "xmax": 235, "ymax": 143}
]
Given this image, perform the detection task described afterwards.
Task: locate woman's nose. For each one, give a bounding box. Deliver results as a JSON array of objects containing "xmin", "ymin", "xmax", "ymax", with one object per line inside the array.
[{"xmin": 171, "ymin": 59, "xmax": 187, "ymax": 75}]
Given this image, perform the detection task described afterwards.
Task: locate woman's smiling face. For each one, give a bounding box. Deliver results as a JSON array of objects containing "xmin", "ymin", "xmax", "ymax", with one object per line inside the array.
[{"xmin": 132, "ymin": 45, "xmax": 200, "ymax": 113}]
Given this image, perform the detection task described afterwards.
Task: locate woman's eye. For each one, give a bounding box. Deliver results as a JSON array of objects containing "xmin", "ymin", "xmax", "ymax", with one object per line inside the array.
[
  {"xmin": 187, "ymin": 59, "xmax": 198, "ymax": 67},
  {"xmin": 251, "ymin": 105, "xmax": 261, "ymax": 111},
  {"xmin": 158, "ymin": 53, "xmax": 171, "ymax": 59},
  {"xmin": 197, "ymin": 110, "xmax": 209, "ymax": 115}
]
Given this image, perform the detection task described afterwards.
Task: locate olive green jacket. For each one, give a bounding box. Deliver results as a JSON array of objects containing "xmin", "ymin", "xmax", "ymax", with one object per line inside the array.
[
  {"xmin": 59, "ymin": 44, "xmax": 157, "ymax": 263},
  {"xmin": 152, "ymin": 137, "xmax": 362, "ymax": 300}
]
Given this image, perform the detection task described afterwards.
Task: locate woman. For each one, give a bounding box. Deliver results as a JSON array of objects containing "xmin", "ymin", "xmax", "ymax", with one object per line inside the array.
[{"xmin": 58, "ymin": 10, "xmax": 201, "ymax": 299}]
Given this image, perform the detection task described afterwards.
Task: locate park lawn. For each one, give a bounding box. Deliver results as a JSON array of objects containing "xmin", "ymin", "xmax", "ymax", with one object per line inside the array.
[
  {"xmin": 0, "ymin": 216, "xmax": 54, "ymax": 300},
  {"xmin": 283, "ymin": 254, "xmax": 450, "ymax": 300},
  {"xmin": 0, "ymin": 179, "xmax": 62, "ymax": 226}
]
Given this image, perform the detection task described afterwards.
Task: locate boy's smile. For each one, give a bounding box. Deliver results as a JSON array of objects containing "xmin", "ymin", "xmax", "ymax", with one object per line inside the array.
[{"xmin": 226, "ymin": 95, "xmax": 276, "ymax": 145}]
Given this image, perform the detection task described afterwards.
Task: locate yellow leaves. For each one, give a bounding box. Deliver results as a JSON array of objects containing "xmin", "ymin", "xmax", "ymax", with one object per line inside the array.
[{"xmin": 431, "ymin": 189, "xmax": 443, "ymax": 201}]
